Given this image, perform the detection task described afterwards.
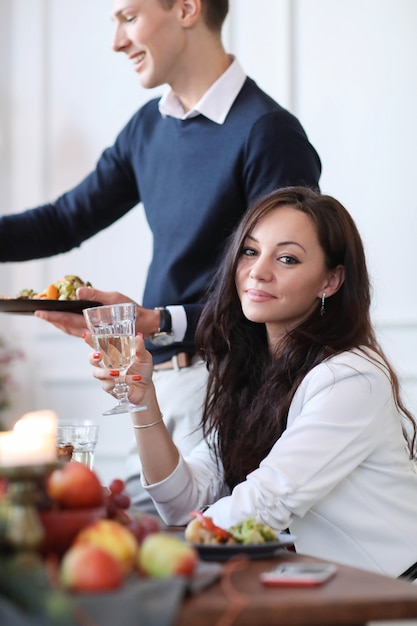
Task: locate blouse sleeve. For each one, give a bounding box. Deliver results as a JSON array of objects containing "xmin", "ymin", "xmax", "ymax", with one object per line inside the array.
[{"xmin": 142, "ymin": 436, "xmax": 231, "ymax": 526}]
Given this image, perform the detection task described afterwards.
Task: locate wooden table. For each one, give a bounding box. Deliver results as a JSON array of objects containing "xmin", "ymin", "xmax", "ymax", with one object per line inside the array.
[{"xmin": 175, "ymin": 550, "xmax": 417, "ymax": 626}]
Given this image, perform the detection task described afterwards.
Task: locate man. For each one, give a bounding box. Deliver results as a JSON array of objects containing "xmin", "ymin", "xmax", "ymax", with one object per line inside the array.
[{"xmin": 0, "ymin": 0, "xmax": 321, "ymax": 512}]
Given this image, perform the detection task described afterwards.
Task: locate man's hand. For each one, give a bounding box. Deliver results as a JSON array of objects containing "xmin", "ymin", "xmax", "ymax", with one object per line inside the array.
[{"xmin": 34, "ymin": 287, "xmax": 159, "ymax": 338}]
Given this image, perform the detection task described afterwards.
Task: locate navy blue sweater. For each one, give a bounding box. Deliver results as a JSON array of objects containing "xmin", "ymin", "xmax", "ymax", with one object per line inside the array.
[{"xmin": 0, "ymin": 78, "xmax": 321, "ymax": 362}]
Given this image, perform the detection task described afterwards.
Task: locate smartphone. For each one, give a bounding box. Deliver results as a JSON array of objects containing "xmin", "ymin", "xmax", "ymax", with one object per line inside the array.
[{"xmin": 259, "ymin": 562, "xmax": 337, "ymax": 587}]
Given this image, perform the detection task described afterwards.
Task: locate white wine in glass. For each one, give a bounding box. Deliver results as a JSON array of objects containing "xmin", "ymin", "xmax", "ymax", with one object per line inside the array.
[
  {"xmin": 93, "ymin": 334, "xmax": 136, "ymax": 371},
  {"xmin": 83, "ymin": 303, "xmax": 147, "ymax": 416}
]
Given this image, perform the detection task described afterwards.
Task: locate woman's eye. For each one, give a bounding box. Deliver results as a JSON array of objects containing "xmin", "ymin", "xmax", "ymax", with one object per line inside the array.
[
  {"xmin": 279, "ymin": 255, "xmax": 299, "ymax": 265},
  {"xmin": 242, "ymin": 247, "xmax": 257, "ymax": 257},
  {"xmin": 125, "ymin": 15, "xmax": 136, "ymax": 23}
]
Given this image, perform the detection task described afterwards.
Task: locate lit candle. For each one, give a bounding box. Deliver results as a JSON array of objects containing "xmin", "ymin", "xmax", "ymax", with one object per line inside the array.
[{"xmin": 0, "ymin": 410, "xmax": 58, "ymax": 467}]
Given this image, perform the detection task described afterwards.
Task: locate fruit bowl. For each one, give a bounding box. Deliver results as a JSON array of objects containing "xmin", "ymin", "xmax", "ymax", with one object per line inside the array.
[{"xmin": 39, "ymin": 506, "xmax": 107, "ymax": 557}]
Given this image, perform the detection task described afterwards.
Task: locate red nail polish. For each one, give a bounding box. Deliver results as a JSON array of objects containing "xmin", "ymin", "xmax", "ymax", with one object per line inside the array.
[
  {"xmin": 136, "ymin": 332, "xmax": 144, "ymax": 338},
  {"xmin": 109, "ymin": 370, "xmax": 119, "ymax": 377},
  {"xmin": 82, "ymin": 332, "xmax": 87, "ymax": 339},
  {"xmin": 132, "ymin": 375, "xmax": 142, "ymax": 381},
  {"xmin": 93, "ymin": 352, "xmax": 101, "ymax": 359}
]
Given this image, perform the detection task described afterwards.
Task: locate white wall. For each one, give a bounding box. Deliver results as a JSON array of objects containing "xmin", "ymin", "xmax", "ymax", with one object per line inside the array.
[
  {"xmin": 292, "ymin": 0, "xmax": 417, "ymax": 413},
  {"xmin": 1, "ymin": 0, "xmax": 416, "ymax": 483}
]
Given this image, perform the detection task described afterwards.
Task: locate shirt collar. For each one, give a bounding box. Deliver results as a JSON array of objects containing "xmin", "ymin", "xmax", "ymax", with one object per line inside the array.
[{"xmin": 158, "ymin": 56, "xmax": 246, "ymax": 124}]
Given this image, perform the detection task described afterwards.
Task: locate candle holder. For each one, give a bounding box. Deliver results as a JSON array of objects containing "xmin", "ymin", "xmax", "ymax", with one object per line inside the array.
[{"xmin": 0, "ymin": 462, "xmax": 60, "ymax": 554}]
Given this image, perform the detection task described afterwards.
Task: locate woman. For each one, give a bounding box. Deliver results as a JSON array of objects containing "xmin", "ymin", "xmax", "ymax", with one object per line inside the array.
[{"xmin": 90, "ymin": 187, "xmax": 417, "ymax": 578}]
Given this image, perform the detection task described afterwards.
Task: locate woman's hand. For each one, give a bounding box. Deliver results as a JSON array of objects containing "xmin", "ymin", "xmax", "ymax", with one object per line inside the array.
[
  {"xmin": 89, "ymin": 333, "xmax": 155, "ymax": 406},
  {"xmin": 90, "ymin": 334, "xmax": 180, "ymax": 486}
]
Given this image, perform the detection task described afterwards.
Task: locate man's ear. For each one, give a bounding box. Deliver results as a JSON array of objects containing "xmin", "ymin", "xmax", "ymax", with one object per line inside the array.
[
  {"xmin": 178, "ymin": 0, "xmax": 201, "ymax": 27},
  {"xmin": 321, "ymin": 265, "xmax": 345, "ymax": 298}
]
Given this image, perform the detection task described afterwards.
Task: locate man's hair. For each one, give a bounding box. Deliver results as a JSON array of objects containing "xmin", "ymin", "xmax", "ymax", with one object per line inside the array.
[{"xmin": 158, "ymin": 0, "xmax": 228, "ymax": 32}]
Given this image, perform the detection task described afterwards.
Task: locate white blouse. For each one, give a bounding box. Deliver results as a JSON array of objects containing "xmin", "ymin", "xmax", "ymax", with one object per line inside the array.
[{"xmin": 143, "ymin": 348, "xmax": 417, "ymax": 577}]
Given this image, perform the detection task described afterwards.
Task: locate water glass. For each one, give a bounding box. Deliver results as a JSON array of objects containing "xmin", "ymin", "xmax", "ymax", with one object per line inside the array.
[{"xmin": 56, "ymin": 424, "xmax": 99, "ymax": 470}]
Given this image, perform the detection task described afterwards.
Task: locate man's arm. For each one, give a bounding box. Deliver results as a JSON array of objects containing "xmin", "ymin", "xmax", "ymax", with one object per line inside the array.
[{"xmin": 0, "ymin": 122, "xmax": 140, "ymax": 262}]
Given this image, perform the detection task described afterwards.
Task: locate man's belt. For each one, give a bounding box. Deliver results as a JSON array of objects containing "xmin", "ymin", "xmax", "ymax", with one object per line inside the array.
[{"xmin": 153, "ymin": 353, "xmax": 192, "ymax": 371}]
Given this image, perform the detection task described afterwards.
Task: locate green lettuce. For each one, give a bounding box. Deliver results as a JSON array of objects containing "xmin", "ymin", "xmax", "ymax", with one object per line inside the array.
[{"xmin": 229, "ymin": 518, "xmax": 277, "ymax": 544}]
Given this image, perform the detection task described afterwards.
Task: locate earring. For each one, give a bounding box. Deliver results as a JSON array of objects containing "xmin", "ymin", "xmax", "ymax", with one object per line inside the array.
[{"xmin": 320, "ymin": 292, "xmax": 326, "ymax": 317}]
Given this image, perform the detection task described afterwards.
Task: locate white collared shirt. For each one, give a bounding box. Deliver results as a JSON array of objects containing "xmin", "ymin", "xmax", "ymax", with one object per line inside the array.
[{"xmin": 158, "ymin": 56, "xmax": 247, "ymax": 124}]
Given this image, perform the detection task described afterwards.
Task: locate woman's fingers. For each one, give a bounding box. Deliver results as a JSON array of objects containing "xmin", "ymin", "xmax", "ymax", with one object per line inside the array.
[
  {"xmin": 88, "ymin": 333, "xmax": 154, "ymax": 401},
  {"xmin": 88, "ymin": 351, "xmax": 103, "ymax": 367},
  {"xmin": 135, "ymin": 333, "xmax": 153, "ymax": 367},
  {"xmin": 82, "ymin": 331, "xmax": 93, "ymax": 348}
]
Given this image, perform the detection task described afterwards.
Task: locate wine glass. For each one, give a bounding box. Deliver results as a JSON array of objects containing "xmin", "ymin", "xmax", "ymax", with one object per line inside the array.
[{"xmin": 83, "ymin": 303, "xmax": 147, "ymax": 415}]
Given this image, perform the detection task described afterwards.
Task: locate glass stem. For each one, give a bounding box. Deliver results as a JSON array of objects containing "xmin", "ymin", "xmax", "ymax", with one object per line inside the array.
[{"xmin": 113, "ymin": 373, "xmax": 129, "ymax": 403}]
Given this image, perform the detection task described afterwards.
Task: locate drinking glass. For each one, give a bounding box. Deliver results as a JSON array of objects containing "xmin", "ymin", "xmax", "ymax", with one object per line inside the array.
[
  {"xmin": 83, "ymin": 303, "xmax": 147, "ymax": 415},
  {"xmin": 56, "ymin": 424, "xmax": 99, "ymax": 470}
]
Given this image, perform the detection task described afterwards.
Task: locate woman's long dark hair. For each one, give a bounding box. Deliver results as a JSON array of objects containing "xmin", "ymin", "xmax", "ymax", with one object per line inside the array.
[{"xmin": 195, "ymin": 187, "xmax": 416, "ymax": 489}]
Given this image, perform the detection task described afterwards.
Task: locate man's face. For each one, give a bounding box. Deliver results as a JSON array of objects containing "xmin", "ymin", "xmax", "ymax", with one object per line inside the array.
[{"xmin": 111, "ymin": 0, "xmax": 187, "ymax": 89}]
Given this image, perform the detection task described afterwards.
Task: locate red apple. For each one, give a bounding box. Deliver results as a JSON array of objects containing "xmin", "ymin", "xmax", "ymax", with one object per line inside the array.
[
  {"xmin": 60, "ymin": 543, "xmax": 124, "ymax": 592},
  {"xmin": 46, "ymin": 461, "xmax": 104, "ymax": 509},
  {"xmin": 73, "ymin": 518, "xmax": 138, "ymax": 576},
  {"xmin": 138, "ymin": 532, "xmax": 198, "ymax": 578}
]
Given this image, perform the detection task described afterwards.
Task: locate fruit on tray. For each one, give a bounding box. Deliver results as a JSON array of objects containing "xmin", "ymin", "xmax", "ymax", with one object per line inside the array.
[
  {"xmin": 73, "ymin": 519, "xmax": 138, "ymax": 576},
  {"xmin": 39, "ymin": 469, "xmax": 161, "ymax": 561},
  {"xmin": 60, "ymin": 543, "xmax": 124, "ymax": 592},
  {"xmin": 46, "ymin": 461, "xmax": 104, "ymax": 509},
  {"xmin": 105, "ymin": 478, "xmax": 161, "ymax": 541},
  {"xmin": 126, "ymin": 515, "xmax": 161, "ymax": 545},
  {"xmin": 138, "ymin": 532, "xmax": 198, "ymax": 578}
]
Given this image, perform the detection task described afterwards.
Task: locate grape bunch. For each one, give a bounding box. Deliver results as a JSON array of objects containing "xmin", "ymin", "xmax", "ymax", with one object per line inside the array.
[
  {"xmin": 105, "ymin": 478, "xmax": 132, "ymax": 523},
  {"xmin": 105, "ymin": 478, "xmax": 161, "ymax": 543}
]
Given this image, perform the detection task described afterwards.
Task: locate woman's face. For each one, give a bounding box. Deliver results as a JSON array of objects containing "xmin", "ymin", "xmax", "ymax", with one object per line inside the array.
[{"xmin": 235, "ymin": 205, "xmax": 341, "ymax": 345}]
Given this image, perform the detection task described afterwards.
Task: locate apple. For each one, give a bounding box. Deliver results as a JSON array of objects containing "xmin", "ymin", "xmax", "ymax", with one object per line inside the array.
[
  {"xmin": 73, "ymin": 518, "xmax": 138, "ymax": 576},
  {"xmin": 138, "ymin": 532, "xmax": 198, "ymax": 578},
  {"xmin": 46, "ymin": 461, "xmax": 104, "ymax": 509},
  {"xmin": 60, "ymin": 543, "xmax": 124, "ymax": 592}
]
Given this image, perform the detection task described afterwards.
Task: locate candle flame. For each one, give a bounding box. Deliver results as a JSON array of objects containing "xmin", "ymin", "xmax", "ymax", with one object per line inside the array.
[{"xmin": 0, "ymin": 409, "xmax": 58, "ymax": 467}]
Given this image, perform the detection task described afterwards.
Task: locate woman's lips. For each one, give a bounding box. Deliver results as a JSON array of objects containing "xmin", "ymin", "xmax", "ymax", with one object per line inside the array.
[{"xmin": 246, "ymin": 289, "xmax": 275, "ymax": 302}]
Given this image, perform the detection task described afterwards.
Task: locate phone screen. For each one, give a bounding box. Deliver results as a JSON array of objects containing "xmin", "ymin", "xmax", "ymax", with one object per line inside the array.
[{"xmin": 260, "ymin": 562, "xmax": 337, "ymax": 587}]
